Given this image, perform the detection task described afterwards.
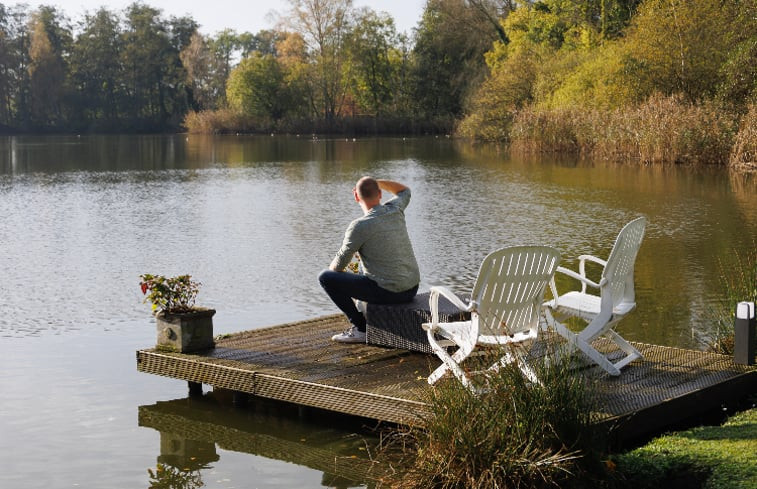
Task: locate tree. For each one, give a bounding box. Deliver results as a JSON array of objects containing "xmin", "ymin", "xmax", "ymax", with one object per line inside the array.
[
  {"xmin": 458, "ymin": 40, "xmax": 541, "ymax": 140},
  {"xmin": 623, "ymin": 0, "xmax": 736, "ymax": 103},
  {"xmin": 180, "ymin": 32, "xmax": 224, "ymax": 110},
  {"xmin": 468, "ymin": 0, "xmax": 517, "ymax": 43},
  {"xmin": 344, "ymin": 9, "xmax": 398, "ymax": 116},
  {"xmin": 27, "ymin": 8, "xmax": 70, "ymax": 127},
  {"xmin": 69, "ymin": 7, "xmax": 123, "ymax": 127},
  {"xmin": 716, "ymin": 0, "xmax": 757, "ymax": 110},
  {"xmin": 0, "ymin": 4, "xmax": 22, "ymax": 125},
  {"xmin": 209, "ymin": 28, "xmax": 240, "ymax": 87},
  {"xmin": 411, "ymin": 0, "xmax": 503, "ymax": 118},
  {"xmin": 275, "ymin": 31, "xmax": 312, "ymax": 117},
  {"xmin": 2, "ymin": 5, "xmax": 31, "ymax": 127},
  {"xmin": 283, "ymin": 0, "xmax": 354, "ymax": 122},
  {"xmin": 226, "ymin": 52, "xmax": 291, "ymax": 121},
  {"xmin": 121, "ymin": 2, "xmax": 190, "ymax": 128},
  {"xmin": 238, "ymin": 29, "xmax": 281, "ymax": 57}
]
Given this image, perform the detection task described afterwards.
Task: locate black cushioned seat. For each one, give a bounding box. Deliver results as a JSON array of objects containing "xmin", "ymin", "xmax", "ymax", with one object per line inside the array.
[{"xmin": 365, "ymin": 291, "xmax": 470, "ymax": 353}]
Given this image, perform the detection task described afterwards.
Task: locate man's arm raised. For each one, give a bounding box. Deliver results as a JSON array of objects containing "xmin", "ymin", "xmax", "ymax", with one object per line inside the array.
[{"xmin": 376, "ymin": 179, "xmax": 408, "ymax": 195}]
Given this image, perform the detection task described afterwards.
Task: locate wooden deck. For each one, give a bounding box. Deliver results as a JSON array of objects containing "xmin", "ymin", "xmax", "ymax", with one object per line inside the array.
[{"xmin": 137, "ymin": 314, "xmax": 757, "ymax": 443}]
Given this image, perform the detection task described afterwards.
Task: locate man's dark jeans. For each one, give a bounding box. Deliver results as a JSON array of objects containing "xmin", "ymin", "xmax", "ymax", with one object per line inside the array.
[{"xmin": 318, "ymin": 270, "xmax": 418, "ymax": 332}]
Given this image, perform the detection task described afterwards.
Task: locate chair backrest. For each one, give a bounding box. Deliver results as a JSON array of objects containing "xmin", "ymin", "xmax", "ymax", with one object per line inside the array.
[
  {"xmin": 602, "ymin": 217, "xmax": 647, "ymax": 308},
  {"xmin": 470, "ymin": 246, "xmax": 561, "ymax": 337}
]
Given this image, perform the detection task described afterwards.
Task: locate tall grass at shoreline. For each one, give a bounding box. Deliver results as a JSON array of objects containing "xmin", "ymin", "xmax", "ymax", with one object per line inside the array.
[
  {"xmin": 705, "ymin": 244, "xmax": 757, "ymax": 356},
  {"xmin": 185, "ymin": 97, "xmax": 756, "ymax": 171},
  {"xmin": 384, "ymin": 349, "xmax": 601, "ymax": 489},
  {"xmin": 729, "ymin": 104, "xmax": 757, "ymax": 171},
  {"xmin": 510, "ymin": 94, "xmax": 738, "ymax": 166},
  {"xmin": 183, "ymin": 109, "xmax": 454, "ymax": 136},
  {"xmin": 183, "ymin": 109, "xmax": 259, "ymax": 134}
]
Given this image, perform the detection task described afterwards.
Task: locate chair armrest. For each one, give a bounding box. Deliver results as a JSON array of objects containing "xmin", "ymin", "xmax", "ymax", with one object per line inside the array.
[
  {"xmin": 555, "ymin": 266, "xmax": 602, "ymax": 290},
  {"xmin": 578, "ymin": 254, "xmax": 607, "ymax": 268},
  {"xmin": 576, "ymin": 255, "xmax": 606, "ymax": 293},
  {"xmin": 427, "ymin": 286, "xmax": 474, "ymax": 327}
]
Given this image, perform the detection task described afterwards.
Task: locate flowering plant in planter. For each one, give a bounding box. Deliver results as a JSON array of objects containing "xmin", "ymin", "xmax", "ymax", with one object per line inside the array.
[
  {"xmin": 139, "ymin": 274, "xmax": 201, "ymax": 314},
  {"xmin": 139, "ymin": 273, "xmax": 215, "ymax": 353}
]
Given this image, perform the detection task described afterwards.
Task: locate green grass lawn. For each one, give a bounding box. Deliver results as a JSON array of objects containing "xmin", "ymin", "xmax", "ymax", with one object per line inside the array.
[{"xmin": 613, "ymin": 407, "xmax": 757, "ymax": 489}]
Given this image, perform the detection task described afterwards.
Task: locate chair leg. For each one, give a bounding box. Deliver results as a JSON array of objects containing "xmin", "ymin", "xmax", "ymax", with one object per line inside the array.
[
  {"xmin": 428, "ymin": 363, "xmax": 449, "ymax": 384},
  {"xmin": 426, "ymin": 330, "xmax": 475, "ymax": 389},
  {"xmin": 548, "ymin": 311, "xmax": 639, "ymax": 376},
  {"xmin": 606, "ymin": 330, "xmax": 643, "ymax": 370},
  {"xmin": 574, "ymin": 336, "xmax": 621, "ymax": 376},
  {"xmin": 513, "ymin": 344, "xmax": 541, "ymax": 384},
  {"xmin": 487, "ymin": 346, "xmax": 541, "ymax": 384},
  {"xmin": 439, "ymin": 347, "xmax": 475, "ymax": 390},
  {"xmin": 546, "ymin": 313, "xmax": 575, "ymax": 343},
  {"xmin": 552, "ymin": 313, "xmax": 626, "ymax": 375}
]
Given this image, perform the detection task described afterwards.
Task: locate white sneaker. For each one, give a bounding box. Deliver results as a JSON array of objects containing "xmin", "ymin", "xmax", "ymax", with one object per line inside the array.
[{"xmin": 331, "ymin": 326, "xmax": 367, "ymax": 344}]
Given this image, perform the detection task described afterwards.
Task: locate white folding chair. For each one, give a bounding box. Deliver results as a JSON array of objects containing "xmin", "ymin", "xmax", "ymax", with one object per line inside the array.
[
  {"xmin": 422, "ymin": 246, "xmax": 561, "ymax": 392},
  {"xmin": 544, "ymin": 217, "xmax": 647, "ymax": 376}
]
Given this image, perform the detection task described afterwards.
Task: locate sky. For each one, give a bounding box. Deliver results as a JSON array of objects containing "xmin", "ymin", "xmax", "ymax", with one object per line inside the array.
[{"xmin": 35, "ymin": 1, "xmax": 426, "ymax": 35}]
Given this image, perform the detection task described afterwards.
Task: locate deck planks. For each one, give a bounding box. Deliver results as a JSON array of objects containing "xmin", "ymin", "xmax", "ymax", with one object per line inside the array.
[{"xmin": 137, "ymin": 314, "xmax": 756, "ymax": 440}]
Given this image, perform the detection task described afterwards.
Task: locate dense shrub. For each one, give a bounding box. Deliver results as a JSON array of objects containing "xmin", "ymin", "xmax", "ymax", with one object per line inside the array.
[{"xmin": 390, "ymin": 349, "xmax": 601, "ymax": 489}]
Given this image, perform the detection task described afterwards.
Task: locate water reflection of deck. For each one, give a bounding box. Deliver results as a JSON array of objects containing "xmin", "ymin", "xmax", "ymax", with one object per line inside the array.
[
  {"xmin": 139, "ymin": 397, "xmax": 377, "ymax": 487},
  {"xmin": 137, "ymin": 314, "xmax": 756, "ymax": 444}
]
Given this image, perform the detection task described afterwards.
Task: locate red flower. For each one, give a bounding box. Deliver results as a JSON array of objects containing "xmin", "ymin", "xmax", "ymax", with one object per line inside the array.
[{"xmin": 140, "ymin": 282, "xmax": 148, "ymax": 295}]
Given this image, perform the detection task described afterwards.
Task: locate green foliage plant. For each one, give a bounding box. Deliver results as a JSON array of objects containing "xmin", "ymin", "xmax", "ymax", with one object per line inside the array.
[
  {"xmin": 393, "ymin": 345, "xmax": 601, "ymax": 489},
  {"xmin": 612, "ymin": 407, "xmax": 757, "ymax": 489},
  {"xmin": 139, "ymin": 274, "xmax": 201, "ymax": 315}
]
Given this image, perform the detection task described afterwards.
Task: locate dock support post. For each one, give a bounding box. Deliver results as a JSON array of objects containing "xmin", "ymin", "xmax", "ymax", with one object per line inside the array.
[
  {"xmin": 233, "ymin": 391, "xmax": 249, "ymax": 407},
  {"xmin": 734, "ymin": 301, "xmax": 755, "ymax": 365},
  {"xmin": 188, "ymin": 381, "xmax": 203, "ymax": 397}
]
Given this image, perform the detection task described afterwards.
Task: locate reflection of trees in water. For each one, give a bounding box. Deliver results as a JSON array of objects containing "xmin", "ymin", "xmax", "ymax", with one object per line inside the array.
[{"xmin": 148, "ymin": 463, "xmax": 204, "ymax": 489}]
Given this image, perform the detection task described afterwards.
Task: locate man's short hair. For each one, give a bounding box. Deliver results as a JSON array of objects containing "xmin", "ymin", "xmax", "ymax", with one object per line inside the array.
[{"xmin": 356, "ymin": 176, "xmax": 380, "ymax": 200}]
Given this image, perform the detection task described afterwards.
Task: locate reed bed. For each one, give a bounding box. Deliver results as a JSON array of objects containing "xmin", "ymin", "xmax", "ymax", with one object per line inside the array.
[
  {"xmin": 729, "ymin": 104, "xmax": 757, "ymax": 172},
  {"xmin": 184, "ymin": 109, "xmax": 453, "ymax": 136},
  {"xmin": 509, "ymin": 94, "xmax": 740, "ymax": 166},
  {"xmin": 183, "ymin": 109, "xmax": 259, "ymax": 134}
]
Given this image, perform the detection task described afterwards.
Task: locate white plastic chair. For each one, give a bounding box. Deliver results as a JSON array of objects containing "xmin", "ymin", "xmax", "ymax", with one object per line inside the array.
[
  {"xmin": 544, "ymin": 217, "xmax": 647, "ymax": 376},
  {"xmin": 422, "ymin": 246, "xmax": 561, "ymax": 391}
]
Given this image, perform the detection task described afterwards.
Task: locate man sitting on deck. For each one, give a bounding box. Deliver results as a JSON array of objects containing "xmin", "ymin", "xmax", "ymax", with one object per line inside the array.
[{"xmin": 319, "ymin": 177, "xmax": 420, "ymax": 343}]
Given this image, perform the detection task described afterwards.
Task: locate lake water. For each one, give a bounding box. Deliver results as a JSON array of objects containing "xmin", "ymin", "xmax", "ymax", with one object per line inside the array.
[{"xmin": 1, "ymin": 134, "xmax": 755, "ymax": 488}]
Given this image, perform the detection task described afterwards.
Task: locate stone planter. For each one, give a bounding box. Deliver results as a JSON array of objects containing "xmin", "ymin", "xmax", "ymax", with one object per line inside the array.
[{"xmin": 155, "ymin": 308, "xmax": 216, "ymax": 353}]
